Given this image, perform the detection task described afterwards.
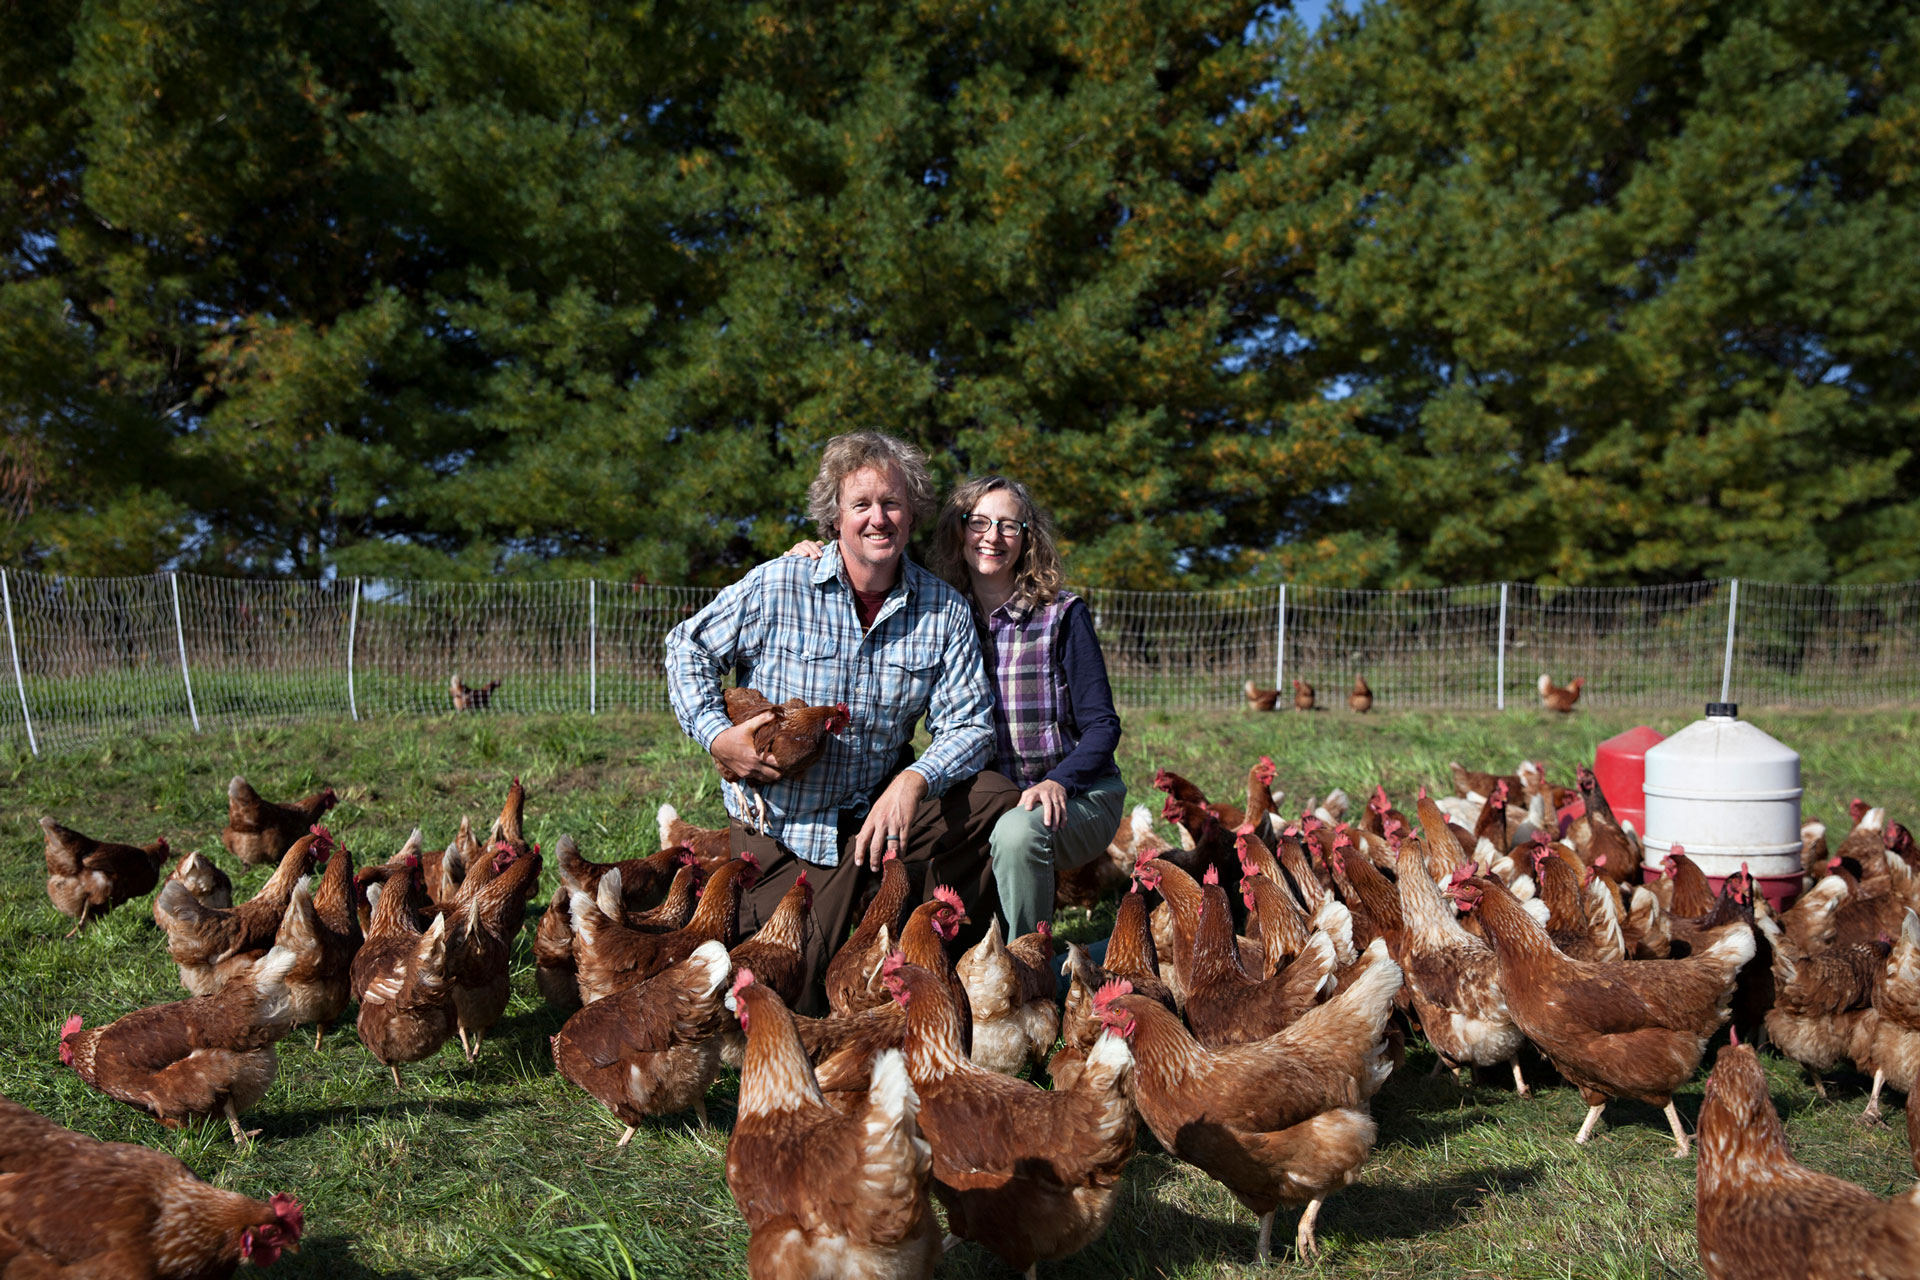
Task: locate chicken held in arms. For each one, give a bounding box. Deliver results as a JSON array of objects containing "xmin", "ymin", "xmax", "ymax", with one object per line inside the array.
[{"xmin": 721, "ymin": 686, "xmax": 851, "ymax": 835}]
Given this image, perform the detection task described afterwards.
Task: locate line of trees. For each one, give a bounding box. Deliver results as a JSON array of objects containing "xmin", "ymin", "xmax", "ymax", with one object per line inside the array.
[{"xmin": 4, "ymin": 0, "xmax": 1915, "ymax": 588}]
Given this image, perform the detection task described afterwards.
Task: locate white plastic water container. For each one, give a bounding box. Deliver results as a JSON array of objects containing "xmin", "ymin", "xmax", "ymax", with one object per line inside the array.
[{"xmin": 1640, "ymin": 703, "xmax": 1803, "ymax": 910}]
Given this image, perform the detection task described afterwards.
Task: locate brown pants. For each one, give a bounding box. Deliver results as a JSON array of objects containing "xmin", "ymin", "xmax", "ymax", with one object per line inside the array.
[{"xmin": 732, "ymin": 770, "xmax": 1020, "ymax": 1014}]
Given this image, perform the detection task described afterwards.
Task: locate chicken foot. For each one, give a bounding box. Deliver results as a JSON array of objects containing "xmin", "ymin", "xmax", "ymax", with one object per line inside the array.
[
  {"xmin": 1296, "ymin": 1199, "xmax": 1325, "ymax": 1260},
  {"xmin": 725, "ymin": 781, "xmax": 770, "ymax": 837},
  {"xmin": 390, "ymin": 1064, "xmax": 403, "ymax": 1090},
  {"xmin": 1511, "ymin": 1057, "xmax": 1531, "ymax": 1099},
  {"xmin": 63, "ymin": 901, "xmax": 89, "ymax": 940},
  {"xmin": 1861, "ymin": 1069, "xmax": 1888, "ymax": 1126},
  {"xmin": 313, "ymin": 1022, "xmax": 327, "ymax": 1051},
  {"xmin": 223, "ymin": 1100, "xmax": 260, "ymax": 1145},
  {"xmin": 617, "ymin": 1125, "xmax": 636, "ymax": 1147}
]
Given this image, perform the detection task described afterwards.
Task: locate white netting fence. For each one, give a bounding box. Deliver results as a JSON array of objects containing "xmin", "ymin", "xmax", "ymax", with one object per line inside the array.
[{"xmin": 1, "ymin": 570, "xmax": 1915, "ymax": 755}]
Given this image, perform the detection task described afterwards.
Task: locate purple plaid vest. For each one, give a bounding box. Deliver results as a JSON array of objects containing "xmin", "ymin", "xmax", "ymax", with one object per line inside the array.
[{"xmin": 983, "ymin": 591, "xmax": 1078, "ymax": 788}]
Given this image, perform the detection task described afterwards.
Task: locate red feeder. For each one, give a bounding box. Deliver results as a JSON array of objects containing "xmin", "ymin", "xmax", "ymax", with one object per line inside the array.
[{"xmin": 1592, "ymin": 725, "xmax": 1665, "ymax": 848}]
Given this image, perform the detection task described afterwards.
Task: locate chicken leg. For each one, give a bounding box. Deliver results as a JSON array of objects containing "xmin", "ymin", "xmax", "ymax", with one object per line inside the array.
[
  {"xmin": 1574, "ymin": 1102, "xmax": 1606, "ymax": 1143},
  {"xmin": 63, "ymin": 901, "xmax": 89, "ymax": 940},
  {"xmin": 1511, "ymin": 1057, "xmax": 1530, "ymax": 1099},
  {"xmin": 1663, "ymin": 1101, "xmax": 1691, "ymax": 1157},
  {"xmin": 1862, "ymin": 1069, "xmax": 1888, "ymax": 1125},
  {"xmin": 1255, "ymin": 1210, "xmax": 1274, "ymax": 1263}
]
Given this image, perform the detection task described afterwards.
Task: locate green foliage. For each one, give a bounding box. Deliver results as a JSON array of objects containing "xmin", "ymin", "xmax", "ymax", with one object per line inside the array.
[{"xmin": 2, "ymin": 0, "xmax": 1915, "ymax": 584}]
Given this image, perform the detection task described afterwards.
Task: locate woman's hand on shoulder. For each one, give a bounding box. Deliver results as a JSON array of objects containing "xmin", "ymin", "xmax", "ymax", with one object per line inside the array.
[
  {"xmin": 1018, "ymin": 779, "xmax": 1068, "ymax": 829},
  {"xmin": 784, "ymin": 540, "xmax": 826, "ymax": 560}
]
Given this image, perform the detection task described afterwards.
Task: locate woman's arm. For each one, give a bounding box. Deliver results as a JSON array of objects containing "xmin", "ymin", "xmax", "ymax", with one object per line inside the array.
[{"xmin": 1042, "ymin": 598, "xmax": 1122, "ymax": 792}]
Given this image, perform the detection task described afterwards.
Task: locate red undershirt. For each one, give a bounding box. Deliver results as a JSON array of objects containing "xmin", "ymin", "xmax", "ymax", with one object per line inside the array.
[{"xmin": 852, "ymin": 587, "xmax": 889, "ymax": 631}]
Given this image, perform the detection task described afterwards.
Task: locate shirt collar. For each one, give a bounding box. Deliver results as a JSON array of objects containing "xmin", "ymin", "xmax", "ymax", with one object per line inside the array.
[{"xmin": 811, "ymin": 539, "xmax": 917, "ymax": 599}]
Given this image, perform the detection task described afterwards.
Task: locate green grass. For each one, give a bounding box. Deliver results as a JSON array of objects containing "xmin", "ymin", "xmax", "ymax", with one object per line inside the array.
[{"xmin": 3, "ymin": 707, "xmax": 1917, "ymax": 1278}]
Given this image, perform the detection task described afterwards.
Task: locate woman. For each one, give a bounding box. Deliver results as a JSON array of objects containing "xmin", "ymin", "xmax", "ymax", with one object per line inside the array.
[{"xmin": 790, "ymin": 475, "xmax": 1125, "ymax": 937}]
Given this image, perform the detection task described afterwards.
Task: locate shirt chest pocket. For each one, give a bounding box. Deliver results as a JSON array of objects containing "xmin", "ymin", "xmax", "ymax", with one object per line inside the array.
[
  {"xmin": 763, "ymin": 633, "xmax": 842, "ymax": 706},
  {"xmin": 882, "ymin": 651, "xmax": 939, "ymax": 716}
]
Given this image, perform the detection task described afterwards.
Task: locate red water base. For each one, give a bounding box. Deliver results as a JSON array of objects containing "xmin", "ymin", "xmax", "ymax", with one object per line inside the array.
[{"xmin": 1702, "ymin": 872, "xmax": 1800, "ymax": 914}]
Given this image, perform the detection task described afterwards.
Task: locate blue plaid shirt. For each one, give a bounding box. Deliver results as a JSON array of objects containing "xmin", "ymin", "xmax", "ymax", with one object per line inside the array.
[{"xmin": 663, "ymin": 543, "xmax": 995, "ymax": 867}]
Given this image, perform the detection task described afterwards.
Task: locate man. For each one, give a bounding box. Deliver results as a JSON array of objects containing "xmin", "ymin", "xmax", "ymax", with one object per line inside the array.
[{"xmin": 664, "ymin": 431, "xmax": 1018, "ymax": 1010}]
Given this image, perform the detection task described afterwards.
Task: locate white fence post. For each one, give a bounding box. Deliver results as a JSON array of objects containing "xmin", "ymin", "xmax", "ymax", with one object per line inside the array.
[
  {"xmin": 588, "ymin": 578, "xmax": 598, "ymax": 715},
  {"xmin": 170, "ymin": 572, "xmax": 201, "ymax": 732},
  {"xmin": 2, "ymin": 570, "xmax": 38, "ymax": 756},
  {"xmin": 1721, "ymin": 578, "xmax": 1739, "ymax": 704},
  {"xmin": 347, "ymin": 578, "xmax": 362, "ymax": 721},
  {"xmin": 1272, "ymin": 584, "xmax": 1287, "ymax": 693},
  {"xmin": 1496, "ymin": 582, "xmax": 1509, "ymax": 710}
]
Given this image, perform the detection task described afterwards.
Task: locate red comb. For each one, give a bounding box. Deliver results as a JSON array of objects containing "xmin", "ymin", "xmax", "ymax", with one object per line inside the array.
[
  {"xmin": 730, "ymin": 969, "xmax": 756, "ymax": 999},
  {"xmin": 1036, "ymin": 920, "xmax": 1051, "ymax": 939},
  {"xmin": 677, "ymin": 849, "xmax": 698, "ymax": 867},
  {"xmin": 1092, "ymin": 977, "xmax": 1134, "ymax": 1010},
  {"xmin": 1448, "ymin": 864, "xmax": 1473, "ymax": 885},
  {"xmin": 880, "ymin": 951, "xmax": 907, "ymax": 979},
  {"xmin": 794, "ymin": 870, "xmax": 810, "ymax": 890},
  {"xmin": 270, "ymin": 1193, "xmax": 304, "ymax": 1237},
  {"xmin": 61, "ymin": 1014, "xmax": 82, "ymax": 1038},
  {"xmin": 883, "ymin": 844, "xmax": 899, "ymax": 864},
  {"xmin": 738, "ymin": 851, "xmax": 760, "ymax": 869},
  {"xmin": 933, "ymin": 884, "xmax": 964, "ymax": 912},
  {"xmin": 1203, "ymin": 865, "xmax": 1220, "ymax": 885}
]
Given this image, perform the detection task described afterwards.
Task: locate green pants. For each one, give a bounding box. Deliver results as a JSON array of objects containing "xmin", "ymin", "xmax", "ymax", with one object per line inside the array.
[{"xmin": 988, "ymin": 773, "xmax": 1128, "ymax": 938}]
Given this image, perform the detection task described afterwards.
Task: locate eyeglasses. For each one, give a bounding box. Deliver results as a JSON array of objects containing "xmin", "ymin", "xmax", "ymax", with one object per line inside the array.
[{"xmin": 963, "ymin": 514, "xmax": 1027, "ymax": 539}]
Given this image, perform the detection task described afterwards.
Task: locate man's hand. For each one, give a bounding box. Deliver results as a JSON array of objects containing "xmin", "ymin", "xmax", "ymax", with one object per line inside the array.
[
  {"xmin": 852, "ymin": 770, "xmax": 929, "ymax": 870},
  {"xmin": 1018, "ymin": 779, "xmax": 1067, "ymax": 830},
  {"xmin": 710, "ymin": 711, "xmax": 783, "ymax": 784},
  {"xmin": 783, "ymin": 540, "xmax": 826, "ymax": 560}
]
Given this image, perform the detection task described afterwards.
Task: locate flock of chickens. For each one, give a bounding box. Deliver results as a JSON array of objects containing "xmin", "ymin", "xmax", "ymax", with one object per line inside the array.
[
  {"xmin": 1243, "ymin": 672, "xmax": 1587, "ymax": 715},
  {"xmin": 16, "ymin": 749, "xmax": 1920, "ymax": 1278}
]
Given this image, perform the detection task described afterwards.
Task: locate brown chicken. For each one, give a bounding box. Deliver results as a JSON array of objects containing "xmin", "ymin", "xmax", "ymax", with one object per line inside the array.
[
  {"xmin": 883, "ymin": 956, "xmax": 1136, "ymax": 1277},
  {"xmin": 449, "ymin": 672, "xmax": 500, "ymax": 710},
  {"xmin": 657, "ymin": 803, "xmax": 736, "ymax": 871},
  {"xmin": 1185, "ymin": 870, "xmax": 1336, "ymax": 1049},
  {"xmin": 1243, "ymin": 679, "xmax": 1281, "ymax": 711},
  {"xmin": 1766, "ymin": 935, "xmax": 1886, "ymax": 1098},
  {"xmin": 1054, "ymin": 805, "xmax": 1150, "ymax": 910},
  {"xmin": 221, "ymin": 776, "xmax": 337, "ymax": 868},
  {"xmin": 447, "ymin": 844, "xmax": 543, "ymax": 1061},
  {"xmin": 1650, "ymin": 845, "xmax": 1718, "ymax": 917},
  {"xmin": 156, "ymin": 833, "xmax": 319, "ymax": 996},
  {"xmin": 721, "ymin": 687, "xmax": 851, "ymax": 833},
  {"xmin": 534, "ymin": 884, "xmax": 583, "ymax": 1014},
  {"xmin": 1292, "ymin": 678, "xmax": 1316, "ymax": 711},
  {"xmin": 1098, "ymin": 940, "xmax": 1403, "ymax": 1262},
  {"xmin": 0, "ymin": 1097, "xmax": 304, "ymax": 1277},
  {"xmin": 824, "ymin": 848, "xmax": 914, "ymax": 1017},
  {"xmin": 1538, "ymin": 673, "xmax": 1585, "ymax": 713},
  {"xmin": 274, "ymin": 828, "xmax": 363, "ymax": 1049},
  {"xmin": 1574, "ymin": 766, "xmax": 1642, "ymax": 885},
  {"xmin": 1401, "ymin": 800, "xmax": 1529, "ymax": 1092},
  {"xmin": 484, "ymin": 775, "xmax": 532, "ymax": 858},
  {"xmin": 1448, "ymin": 874, "xmax": 1754, "ymax": 1154},
  {"xmin": 1347, "ymin": 676, "xmax": 1373, "ymax": 713},
  {"xmin": 42, "ymin": 818, "xmax": 169, "ymax": 937},
  {"xmin": 1864, "ymin": 908, "xmax": 1920, "ymax": 1125},
  {"xmin": 1696, "ymin": 1043, "xmax": 1920, "ymax": 1279},
  {"xmin": 724, "ymin": 973, "xmax": 941, "ymax": 1280},
  {"xmin": 1448, "ymin": 761, "xmax": 1527, "ymax": 802},
  {"xmin": 571, "ymin": 855, "xmax": 755, "ymax": 1004},
  {"xmin": 351, "ymin": 860, "xmax": 456, "ymax": 1089},
  {"xmin": 1052, "ymin": 892, "xmax": 1179, "ymax": 1090},
  {"xmin": 151, "ymin": 848, "xmax": 233, "ymax": 930},
  {"xmin": 555, "ymin": 832, "xmax": 685, "ymax": 907},
  {"xmin": 720, "ymin": 873, "xmax": 816, "ymax": 1069},
  {"xmin": 787, "ymin": 889, "xmax": 973, "ymax": 1097},
  {"xmin": 1530, "ymin": 842, "xmax": 1625, "ymax": 963},
  {"xmin": 955, "ymin": 917, "xmax": 1059, "ymax": 1075},
  {"xmin": 61, "ymin": 943, "xmax": 300, "ymax": 1143},
  {"xmin": 553, "ymin": 939, "xmax": 733, "ymax": 1138}
]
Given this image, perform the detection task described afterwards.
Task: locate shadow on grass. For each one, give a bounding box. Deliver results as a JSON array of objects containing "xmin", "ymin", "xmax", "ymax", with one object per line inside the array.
[
  {"xmin": 266, "ymin": 1096, "xmax": 495, "ymax": 1140},
  {"xmin": 1333, "ymin": 1163, "xmax": 1540, "ymax": 1243},
  {"xmin": 281, "ymin": 1235, "xmax": 412, "ymax": 1279}
]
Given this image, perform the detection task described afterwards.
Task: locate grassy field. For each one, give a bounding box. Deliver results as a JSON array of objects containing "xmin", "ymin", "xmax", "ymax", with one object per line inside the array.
[{"xmin": 4, "ymin": 706, "xmax": 1918, "ymax": 1279}]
